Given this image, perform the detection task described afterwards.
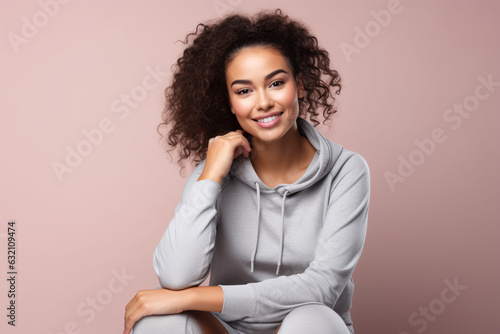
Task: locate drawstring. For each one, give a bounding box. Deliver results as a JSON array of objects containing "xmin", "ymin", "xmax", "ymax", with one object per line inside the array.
[
  {"xmin": 250, "ymin": 182, "xmax": 261, "ymax": 273},
  {"xmin": 276, "ymin": 190, "xmax": 288, "ymax": 275},
  {"xmin": 250, "ymin": 183, "xmax": 289, "ymax": 276}
]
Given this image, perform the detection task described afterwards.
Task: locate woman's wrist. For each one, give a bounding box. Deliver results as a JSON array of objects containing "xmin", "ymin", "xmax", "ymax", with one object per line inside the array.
[
  {"xmin": 184, "ymin": 286, "xmax": 224, "ymax": 313},
  {"xmin": 198, "ymin": 169, "xmax": 223, "ymax": 185}
]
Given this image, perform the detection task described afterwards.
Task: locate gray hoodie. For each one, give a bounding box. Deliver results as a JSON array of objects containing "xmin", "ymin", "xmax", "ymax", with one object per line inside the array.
[{"xmin": 153, "ymin": 117, "xmax": 370, "ymax": 333}]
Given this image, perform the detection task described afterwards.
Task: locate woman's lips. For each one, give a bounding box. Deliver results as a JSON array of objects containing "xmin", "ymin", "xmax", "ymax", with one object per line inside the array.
[{"xmin": 253, "ymin": 112, "xmax": 283, "ymax": 128}]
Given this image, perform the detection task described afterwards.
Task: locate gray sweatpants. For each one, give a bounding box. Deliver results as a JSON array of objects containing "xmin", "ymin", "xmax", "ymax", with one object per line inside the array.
[{"xmin": 133, "ymin": 303, "xmax": 352, "ymax": 334}]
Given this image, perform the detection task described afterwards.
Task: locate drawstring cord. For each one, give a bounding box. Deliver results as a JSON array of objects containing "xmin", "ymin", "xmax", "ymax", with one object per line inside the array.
[
  {"xmin": 276, "ymin": 190, "xmax": 288, "ymax": 275},
  {"xmin": 250, "ymin": 182, "xmax": 261, "ymax": 273},
  {"xmin": 250, "ymin": 182, "xmax": 289, "ymax": 276}
]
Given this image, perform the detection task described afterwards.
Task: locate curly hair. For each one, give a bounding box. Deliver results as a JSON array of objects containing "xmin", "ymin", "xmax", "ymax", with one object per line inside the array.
[{"xmin": 158, "ymin": 9, "xmax": 342, "ymax": 167}]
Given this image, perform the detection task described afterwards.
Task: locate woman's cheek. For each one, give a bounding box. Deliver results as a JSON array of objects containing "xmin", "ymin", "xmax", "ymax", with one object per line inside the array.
[
  {"xmin": 231, "ymin": 97, "xmax": 254, "ymax": 118},
  {"xmin": 277, "ymin": 86, "xmax": 298, "ymax": 106}
]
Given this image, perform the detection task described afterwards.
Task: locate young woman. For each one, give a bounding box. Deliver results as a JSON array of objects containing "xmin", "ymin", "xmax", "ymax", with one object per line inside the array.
[{"xmin": 123, "ymin": 9, "xmax": 370, "ymax": 334}]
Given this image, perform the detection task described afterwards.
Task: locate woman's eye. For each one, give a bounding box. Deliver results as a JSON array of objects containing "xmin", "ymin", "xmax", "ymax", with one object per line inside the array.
[
  {"xmin": 270, "ymin": 80, "xmax": 284, "ymax": 88},
  {"xmin": 236, "ymin": 88, "xmax": 250, "ymax": 95}
]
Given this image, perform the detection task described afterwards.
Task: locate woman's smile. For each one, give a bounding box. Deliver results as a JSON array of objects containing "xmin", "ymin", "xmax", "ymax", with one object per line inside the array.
[{"xmin": 253, "ymin": 111, "xmax": 284, "ymax": 127}]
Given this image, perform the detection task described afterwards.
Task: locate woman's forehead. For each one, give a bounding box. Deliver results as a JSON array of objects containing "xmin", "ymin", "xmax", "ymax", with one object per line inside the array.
[{"xmin": 225, "ymin": 46, "xmax": 291, "ymax": 78}]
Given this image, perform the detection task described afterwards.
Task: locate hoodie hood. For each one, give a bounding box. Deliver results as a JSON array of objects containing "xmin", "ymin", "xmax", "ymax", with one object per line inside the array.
[{"xmin": 227, "ymin": 117, "xmax": 343, "ymax": 275}]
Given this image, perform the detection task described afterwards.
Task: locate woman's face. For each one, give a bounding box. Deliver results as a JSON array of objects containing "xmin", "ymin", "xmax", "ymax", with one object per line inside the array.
[{"xmin": 225, "ymin": 46, "xmax": 304, "ymax": 143}]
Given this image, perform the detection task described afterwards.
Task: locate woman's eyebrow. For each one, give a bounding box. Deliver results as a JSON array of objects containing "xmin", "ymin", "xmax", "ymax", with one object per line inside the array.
[{"xmin": 230, "ymin": 69, "xmax": 289, "ymax": 87}]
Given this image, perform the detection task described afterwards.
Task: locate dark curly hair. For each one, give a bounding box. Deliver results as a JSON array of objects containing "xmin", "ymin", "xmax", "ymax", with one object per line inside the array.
[{"xmin": 158, "ymin": 9, "xmax": 342, "ymax": 167}]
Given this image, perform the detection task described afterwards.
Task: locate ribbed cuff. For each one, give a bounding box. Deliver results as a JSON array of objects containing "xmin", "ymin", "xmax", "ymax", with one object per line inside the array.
[
  {"xmin": 187, "ymin": 179, "xmax": 221, "ymax": 204},
  {"xmin": 219, "ymin": 284, "xmax": 257, "ymax": 318}
]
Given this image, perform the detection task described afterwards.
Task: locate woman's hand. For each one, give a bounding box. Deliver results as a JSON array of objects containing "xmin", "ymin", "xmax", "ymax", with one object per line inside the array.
[
  {"xmin": 198, "ymin": 129, "xmax": 251, "ymax": 184},
  {"xmin": 123, "ymin": 288, "xmax": 188, "ymax": 334}
]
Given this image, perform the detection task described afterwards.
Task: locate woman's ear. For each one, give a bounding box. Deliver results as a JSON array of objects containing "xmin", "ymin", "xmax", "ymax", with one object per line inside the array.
[{"xmin": 296, "ymin": 73, "xmax": 305, "ymax": 99}]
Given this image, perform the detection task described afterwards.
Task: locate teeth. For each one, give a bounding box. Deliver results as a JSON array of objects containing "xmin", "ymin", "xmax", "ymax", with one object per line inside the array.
[{"xmin": 256, "ymin": 115, "xmax": 279, "ymax": 123}]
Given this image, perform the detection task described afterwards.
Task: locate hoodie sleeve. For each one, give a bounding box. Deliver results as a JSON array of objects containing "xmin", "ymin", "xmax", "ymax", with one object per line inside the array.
[
  {"xmin": 153, "ymin": 161, "xmax": 221, "ymax": 290},
  {"xmin": 218, "ymin": 153, "xmax": 370, "ymax": 321}
]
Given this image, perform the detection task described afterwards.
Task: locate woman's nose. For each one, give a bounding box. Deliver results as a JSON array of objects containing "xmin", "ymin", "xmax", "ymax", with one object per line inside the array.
[{"xmin": 256, "ymin": 90, "xmax": 273, "ymax": 110}]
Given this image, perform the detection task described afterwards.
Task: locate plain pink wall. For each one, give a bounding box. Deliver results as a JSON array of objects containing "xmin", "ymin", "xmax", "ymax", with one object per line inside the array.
[{"xmin": 1, "ymin": 0, "xmax": 499, "ymax": 333}]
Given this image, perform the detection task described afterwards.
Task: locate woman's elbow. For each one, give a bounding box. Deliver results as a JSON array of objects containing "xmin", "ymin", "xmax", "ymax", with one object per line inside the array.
[{"xmin": 155, "ymin": 265, "xmax": 206, "ymax": 290}]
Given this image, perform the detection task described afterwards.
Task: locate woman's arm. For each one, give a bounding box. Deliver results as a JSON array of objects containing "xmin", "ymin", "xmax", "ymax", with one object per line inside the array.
[
  {"xmin": 153, "ymin": 130, "xmax": 251, "ymax": 290},
  {"xmin": 123, "ymin": 286, "xmax": 224, "ymax": 334},
  {"xmin": 153, "ymin": 163, "xmax": 221, "ymax": 289}
]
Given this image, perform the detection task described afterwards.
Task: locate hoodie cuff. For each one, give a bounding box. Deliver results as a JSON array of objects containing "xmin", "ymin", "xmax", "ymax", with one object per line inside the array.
[
  {"xmin": 188, "ymin": 179, "xmax": 221, "ymax": 203},
  {"xmin": 219, "ymin": 284, "xmax": 257, "ymax": 318}
]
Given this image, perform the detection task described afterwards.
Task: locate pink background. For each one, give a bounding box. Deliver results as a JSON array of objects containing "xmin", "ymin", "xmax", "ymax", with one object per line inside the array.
[{"xmin": 1, "ymin": 0, "xmax": 499, "ymax": 333}]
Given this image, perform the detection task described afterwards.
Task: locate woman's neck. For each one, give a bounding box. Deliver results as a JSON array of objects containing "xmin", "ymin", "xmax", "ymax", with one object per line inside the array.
[{"xmin": 250, "ymin": 123, "xmax": 316, "ymax": 187}]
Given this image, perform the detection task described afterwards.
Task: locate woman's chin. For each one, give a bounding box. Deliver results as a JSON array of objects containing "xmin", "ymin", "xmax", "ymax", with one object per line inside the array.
[{"xmin": 249, "ymin": 129, "xmax": 292, "ymax": 146}]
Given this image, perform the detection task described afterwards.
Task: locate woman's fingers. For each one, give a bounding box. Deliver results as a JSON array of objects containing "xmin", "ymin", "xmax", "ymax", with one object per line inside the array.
[
  {"xmin": 218, "ymin": 130, "xmax": 251, "ymax": 156},
  {"xmin": 123, "ymin": 291, "xmax": 150, "ymax": 334},
  {"xmin": 212, "ymin": 131, "xmax": 251, "ymax": 161},
  {"xmin": 199, "ymin": 130, "xmax": 251, "ymax": 184},
  {"xmin": 123, "ymin": 289, "xmax": 186, "ymax": 334}
]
